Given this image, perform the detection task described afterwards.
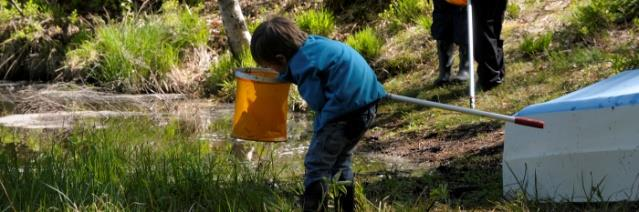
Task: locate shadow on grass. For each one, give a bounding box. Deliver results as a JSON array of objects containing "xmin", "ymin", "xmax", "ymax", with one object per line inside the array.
[
  {"xmin": 360, "ymin": 120, "xmax": 501, "ymax": 156},
  {"xmin": 374, "ymin": 82, "xmax": 470, "ymax": 130},
  {"xmin": 359, "ymin": 144, "xmax": 503, "ymax": 209}
]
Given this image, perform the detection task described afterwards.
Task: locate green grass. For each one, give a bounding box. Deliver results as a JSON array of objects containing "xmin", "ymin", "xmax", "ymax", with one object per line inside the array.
[
  {"xmin": 0, "ymin": 118, "xmax": 302, "ymax": 211},
  {"xmin": 294, "ymin": 9, "xmax": 335, "ymax": 37},
  {"xmin": 346, "ymin": 27, "xmax": 383, "ymax": 60},
  {"xmin": 506, "ymin": 3, "xmax": 521, "ymax": 19},
  {"xmin": 65, "ymin": 0, "xmax": 209, "ymax": 93},
  {"xmin": 380, "ymin": 0, "xmax": 431, "ymax": 32},
  {"xmin": 520, "ymin": 32, "xmax": 554, "ymax": 57},
  {"xmin": 417, "ymin": 15, "xmax": 433, "ymax": 31}
]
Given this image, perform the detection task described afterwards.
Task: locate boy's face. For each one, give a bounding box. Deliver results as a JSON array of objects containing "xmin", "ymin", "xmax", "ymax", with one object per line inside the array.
[{"xmin": 259, "ymin": 54, "xmax": 288, "ymax": 74}]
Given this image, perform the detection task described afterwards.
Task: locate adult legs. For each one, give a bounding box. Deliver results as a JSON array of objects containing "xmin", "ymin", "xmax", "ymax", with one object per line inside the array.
[{"xmin": 473, "ymin": 0, "xmax": 507, "ymax": 90}]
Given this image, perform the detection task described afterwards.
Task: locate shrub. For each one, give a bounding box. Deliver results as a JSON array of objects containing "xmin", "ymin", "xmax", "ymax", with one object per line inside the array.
[
  {"xmin": 572, "ymin": 0, "xmax": 613, "ymax": 37},
  {"xmin": 571, "ymin": 0, "xmax": 639, "ymax": 38},
  {"xmin": 0, "ymin": 0, "xmax": 65, "ymax": 80},
  {"xmin": 295, "ymin": 9, "xmax": 335, "ymax": 36},
  {"xmin": 519, "ymin": 32, "xmax": 553, "ymax": 57},
  {"xmin": 607, "ymin": 0, "xmax": 639, "ymax": 23},
  {"xmin": 345, "ymin": 27, "xmax": 383, "ymax": 60},
  {"xmin": 0, "ymin": 118, "xmax": 300, "ymax": 210}
]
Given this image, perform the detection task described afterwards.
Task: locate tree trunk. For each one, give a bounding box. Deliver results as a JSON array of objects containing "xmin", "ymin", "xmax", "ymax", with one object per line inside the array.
[{"xmin": 217, "ymin": 0, "xmax": 251, "ymax": 59}]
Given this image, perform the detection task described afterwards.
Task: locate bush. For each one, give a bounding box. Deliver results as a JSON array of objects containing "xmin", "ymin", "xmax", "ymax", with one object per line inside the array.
[
  {"xmin": 65, "ymin": 0, "xmax": 209, "ymax": 92},
  {"xmin": 345, "ymin": 27, "xmax": 383, "ymax": 60},
  {"xmin": 295, "ymin": 9, "xmax": 335, "ymax": 36},
  {"xmin": 607, "ymin": 0, "xmax": 639, "ymax": 23},
  {"xmin": 572, "ymin": 0, "xmax": 613, "ymax": 37},
  {"xmin": 571, "ymin": 0, "xmax": 639, "ymax": 38},
  {"xmin": 612, "ymin": 52, "xmax": 639, "ymax": 71},
  {"xmin": 0, "ymin": 0, "xmax": 65, "ymax": 80},
  {"xmin": 380, "ymin": 0, "xmax": 430, "ymax": 31},
  {"xmin": 519, "ymin": 32, "xmax": 553, "ymax": 57}
]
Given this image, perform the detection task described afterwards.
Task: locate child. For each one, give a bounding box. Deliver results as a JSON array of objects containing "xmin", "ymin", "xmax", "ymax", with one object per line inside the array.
[{"xmin": 250, "ymin": 16, "xmax": 386, "ymax": 211}]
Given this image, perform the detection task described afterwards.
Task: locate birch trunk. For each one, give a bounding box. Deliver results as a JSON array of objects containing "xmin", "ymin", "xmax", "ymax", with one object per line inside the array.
[{"xmin": 217, "ymin": 0, "xmax": 251, "ymax": 59}]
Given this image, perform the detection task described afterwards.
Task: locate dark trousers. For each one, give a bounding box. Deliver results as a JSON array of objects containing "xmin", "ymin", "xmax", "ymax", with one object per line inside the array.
[
  {"xmin": 303, "ymin": 103, "xmax": 377, "ymax": 212},
  {"xmin": 473, "ymin": 0, "xmax": 507, "ymax": 88}
]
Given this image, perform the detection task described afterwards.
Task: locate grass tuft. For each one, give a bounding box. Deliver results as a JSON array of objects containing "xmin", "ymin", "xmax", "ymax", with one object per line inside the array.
[
  {"xmin": 346, "ymin": 27, "xmax": 383, "ymax": 60},
  {"xmin": 380, "ymin": 0, "xmax": 430, "ymax": 32},
  {"xmin": 294, "ymin": 9, "xmax": 335, "ymax": 37},
  {"xmin": 520, "ymin": 32, "xmax": 553, "ymax": 57}
]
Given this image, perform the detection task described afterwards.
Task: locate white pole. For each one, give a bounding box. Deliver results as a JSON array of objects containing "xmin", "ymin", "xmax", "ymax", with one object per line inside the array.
[
  {"xmin": 467, "ymin": 0, "xmax": 476, "ymax": 109},
  {"xmin": 387, "ymin": 94, "xmax": 544, "ymax": 128}
]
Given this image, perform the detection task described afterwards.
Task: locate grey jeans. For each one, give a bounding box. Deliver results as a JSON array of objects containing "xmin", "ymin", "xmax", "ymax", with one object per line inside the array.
[{"xmin": 303, "ymin": 103, "xmax": 377, "ymax": 188}]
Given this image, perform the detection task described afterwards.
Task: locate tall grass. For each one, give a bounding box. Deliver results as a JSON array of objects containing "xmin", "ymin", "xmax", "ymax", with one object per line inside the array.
[
  {"xmin": 346, "ymin": 27, "xmax": 383, "ymax": 60},
  {"xmin": 294, "ymin": 9, "xmax": 336, "ymax": 37},
  {"xmin": 380, "ymin": 0, "xmax": 431, "ymax": 32},
  {"xmin": 65, "ymin": 0, "xmax": 209, "ymax": 93},
  {"xmin": 0, "ymin": 118, "xmax": 300, "ymax": 210}
]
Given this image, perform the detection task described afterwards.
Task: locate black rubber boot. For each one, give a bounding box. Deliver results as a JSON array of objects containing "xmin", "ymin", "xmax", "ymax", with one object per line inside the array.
[
  {"xmin": 451, "ymin": 43, "xmax": 470, "ymax": 82},
  {"xmin": 303, "ymin": 181, "xmax": 327, "ymax": 212},
  {"xmin": 336, "ymin": 184, "xmax": 355, "ymax": 212},
  {"xmin": 434, "ymin": 40, "xmax": 454, "ymax": 87}
]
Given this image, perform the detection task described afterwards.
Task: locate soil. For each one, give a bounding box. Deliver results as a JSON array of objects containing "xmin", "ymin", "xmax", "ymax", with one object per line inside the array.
[{"xmin": 360, "ymin": 117, "xmax": 504, "ymax": 166}]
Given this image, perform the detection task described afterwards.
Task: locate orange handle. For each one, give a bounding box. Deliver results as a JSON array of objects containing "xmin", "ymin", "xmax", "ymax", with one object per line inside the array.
[{"xmin": 514, "ymin": 117, "xmax": 545, "ymax": 129}]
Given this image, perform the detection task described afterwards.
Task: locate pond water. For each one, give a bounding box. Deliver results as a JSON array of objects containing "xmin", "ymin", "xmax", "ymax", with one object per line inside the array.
[{"xmin": 0, "ymin": 81, "xmax": 423, "ymax": 179}]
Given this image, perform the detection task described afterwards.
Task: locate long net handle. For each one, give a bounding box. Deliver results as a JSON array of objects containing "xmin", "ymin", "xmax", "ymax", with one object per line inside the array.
[{"xmin": 387, "ymin": 94, "xmax": 544, "ymax": 129}]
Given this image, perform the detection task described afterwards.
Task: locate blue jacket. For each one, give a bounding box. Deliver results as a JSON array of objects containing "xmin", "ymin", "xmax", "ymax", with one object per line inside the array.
[{"xmin": 279, "ymin": 35, "xmax": 387, "ymax": 132}]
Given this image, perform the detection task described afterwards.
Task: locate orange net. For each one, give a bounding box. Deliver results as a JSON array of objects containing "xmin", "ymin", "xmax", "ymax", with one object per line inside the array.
[{"xmin": 231, "ymin": 68, "xmax": 290, "ymax": 142}]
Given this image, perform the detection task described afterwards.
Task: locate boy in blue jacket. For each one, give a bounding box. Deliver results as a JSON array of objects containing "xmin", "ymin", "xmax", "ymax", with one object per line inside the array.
[{"xmin": 251, "ymin": 16, "xmax": 386, "ymax": 211}]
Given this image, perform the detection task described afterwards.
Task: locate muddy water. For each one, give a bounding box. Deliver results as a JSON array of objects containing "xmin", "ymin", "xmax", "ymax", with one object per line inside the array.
[{"xmin": 0, "ymin": 81, "xmax": 422, "ymax": 178}]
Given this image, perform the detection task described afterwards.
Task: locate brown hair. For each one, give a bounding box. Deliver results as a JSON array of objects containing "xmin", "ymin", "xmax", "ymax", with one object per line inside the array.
[{"xmin": 250, "ymin": 16, "xmax": 308, "ymax": 65}]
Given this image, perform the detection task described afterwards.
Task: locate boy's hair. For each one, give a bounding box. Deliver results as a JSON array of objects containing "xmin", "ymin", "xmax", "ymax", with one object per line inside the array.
[{"xmin": 250, "ymin": 16, "xmax": 308, "ymax": 65}]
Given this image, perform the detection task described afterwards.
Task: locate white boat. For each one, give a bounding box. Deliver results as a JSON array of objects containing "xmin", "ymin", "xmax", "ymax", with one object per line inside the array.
[{"xmin": 503, "ymin": 69, "xmax": 639, "ymax": 202}]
